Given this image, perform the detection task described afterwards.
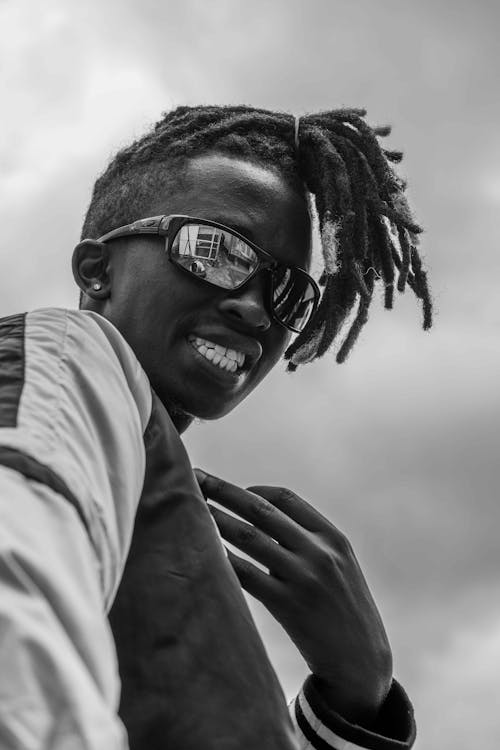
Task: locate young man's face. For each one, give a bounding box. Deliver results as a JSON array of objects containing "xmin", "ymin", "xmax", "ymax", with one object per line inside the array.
[{"xmin": 85, "ymin": 154, "xmax": 312, "ymax": 424}]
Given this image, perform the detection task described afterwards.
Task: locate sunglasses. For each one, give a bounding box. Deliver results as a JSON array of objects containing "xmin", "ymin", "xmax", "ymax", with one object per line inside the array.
[{"xmin": 98, "ymin": 215, "xmax": 320, "ymax": 333}]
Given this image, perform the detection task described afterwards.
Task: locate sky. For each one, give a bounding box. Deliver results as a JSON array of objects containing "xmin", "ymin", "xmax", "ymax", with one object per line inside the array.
[{"xmin": 1, "ymin": 0, "xmax": 499, "ymax": 747}]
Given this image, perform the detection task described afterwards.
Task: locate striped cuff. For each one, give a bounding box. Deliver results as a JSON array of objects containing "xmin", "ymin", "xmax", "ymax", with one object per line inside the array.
[{"xmin": 291, "ymin": 677, "xmax": 416, "ymax": 750}]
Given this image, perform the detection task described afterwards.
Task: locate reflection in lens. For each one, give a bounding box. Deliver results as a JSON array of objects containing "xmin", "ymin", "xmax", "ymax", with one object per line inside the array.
[
  {"xmin": 272, "ymin": 267, "xmax": 315, "ymax": 331},
  {"xmin": 174, "ymin": 224, "xmax": 221, "ymax": 260},
  {"xmin": 171, "ymin": 223, "xmax": 259, "ymax": 289},
  {"xmin": 171, "ymin": 222, "xmax": 316, "ymax": 330}
]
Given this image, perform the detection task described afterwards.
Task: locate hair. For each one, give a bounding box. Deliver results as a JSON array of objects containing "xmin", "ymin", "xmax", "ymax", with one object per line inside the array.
[{"xmin": 81, "ymin": 104, "xmax": 432, "ymax": 370}]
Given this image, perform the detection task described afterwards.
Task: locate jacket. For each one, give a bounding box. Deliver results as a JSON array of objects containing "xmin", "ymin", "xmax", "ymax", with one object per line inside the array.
[{"xmin": 0, "ymin": 308, "xmax": 416, "ymax": 750}]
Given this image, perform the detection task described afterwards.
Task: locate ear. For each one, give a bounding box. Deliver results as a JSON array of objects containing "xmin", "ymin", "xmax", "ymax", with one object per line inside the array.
[{"xmin": 72, "ymin": 239, "xmax": 111, "ymax": 300}]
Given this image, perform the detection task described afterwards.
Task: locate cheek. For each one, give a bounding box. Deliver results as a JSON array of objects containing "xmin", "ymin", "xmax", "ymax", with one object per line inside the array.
[
  {"xmin": 131, "ymin": 267, "xmax": 195, "ymax": 324},
  {"xmin": 256, "ymin": 329, "xmax": 292, "ymax": 379}
]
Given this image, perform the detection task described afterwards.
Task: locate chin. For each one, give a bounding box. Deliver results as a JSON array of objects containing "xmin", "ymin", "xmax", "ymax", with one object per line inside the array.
[
  {"xmin": 187, "ymin": 399, "xmax": 238, "ymax": 421},
  {"xmin": 161, "ymin": 386, "xmax": 239, "ymax": 424}
]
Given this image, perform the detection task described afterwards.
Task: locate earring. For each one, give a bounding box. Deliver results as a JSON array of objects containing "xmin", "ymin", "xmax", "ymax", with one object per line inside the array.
[{"xmin": 92, "ymin": 282, "xmax": 102, "ymax": 291}]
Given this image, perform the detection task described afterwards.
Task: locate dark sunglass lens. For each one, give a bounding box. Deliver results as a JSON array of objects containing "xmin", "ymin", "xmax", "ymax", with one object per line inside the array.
[
  {"xmin": 171, "ymin": 224, "xmax": 259, "ymax": 288},
  {"xmin": 272, "ymin": 268, "xmax": 316, "ymax": 331}
]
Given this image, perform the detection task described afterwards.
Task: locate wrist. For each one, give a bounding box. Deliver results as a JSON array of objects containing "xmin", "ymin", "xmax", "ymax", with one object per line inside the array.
[
  {"xmin": 298, "ymin": 677, "xmax": 416, "ymax": 748},
  {"xmin": 312, "ymin": 672, "xmax": 392, "ymax": 727}
]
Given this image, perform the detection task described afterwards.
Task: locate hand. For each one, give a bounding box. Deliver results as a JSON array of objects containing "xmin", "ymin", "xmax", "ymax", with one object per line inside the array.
[{"xmin": 195, "ymin": 470, "xmax": 393, "ymax": 726}]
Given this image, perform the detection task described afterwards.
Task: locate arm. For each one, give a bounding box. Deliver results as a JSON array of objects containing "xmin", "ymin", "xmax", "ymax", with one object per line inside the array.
[
  {"xmin": 196, "ymin": 471, "xmax": 416, "ymax": 749},
  {"xmin": 0, "ymin": 467, "xmax": 128, "ymax": 749},
  {"xmin": 0, "ymin": 310, "xmax": 147, "ymax": 748},
  {"xmin": 109, "ymin": 392, "xmax": 299, "ymax": 750},
  {"xmin": 0, "ymin": 309, "xmax": 297, "ymax": 750}
]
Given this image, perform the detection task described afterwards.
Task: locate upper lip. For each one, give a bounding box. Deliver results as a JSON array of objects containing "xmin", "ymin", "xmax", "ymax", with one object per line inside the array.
[{"xmin": 188, "ymin": 328, "xmax": 262, "ymax": 370}]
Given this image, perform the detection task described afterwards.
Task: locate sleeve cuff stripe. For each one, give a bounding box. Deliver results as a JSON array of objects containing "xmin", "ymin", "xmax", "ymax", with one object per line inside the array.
[
  {"xmin": 296, "ymin": 691, "xmax": 365, "ymax": 750},
  {"xmin": 290, "ymin": 697, "xmax": 313, "ymax": 749},
  {"xmin": 295, "ymin": 718, "xmax": 315, "ymax": 750}
]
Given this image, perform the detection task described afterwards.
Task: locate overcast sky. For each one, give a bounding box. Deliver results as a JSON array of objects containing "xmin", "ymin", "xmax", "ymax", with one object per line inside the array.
[{"xmin": 1, "ymin": 1, "xmax": 499, "ymax": 748}]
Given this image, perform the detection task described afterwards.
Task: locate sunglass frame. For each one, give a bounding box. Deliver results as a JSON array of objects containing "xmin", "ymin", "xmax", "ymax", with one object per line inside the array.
[{"xmin": 98, "ymin": 214, "xmax": 320, "ymax": 333}]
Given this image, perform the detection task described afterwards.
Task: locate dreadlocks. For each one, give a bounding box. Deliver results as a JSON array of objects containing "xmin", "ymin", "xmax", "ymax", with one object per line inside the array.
[{"xmin": 81, "ymin": 104, "xmax": 432, "ymax": 370}]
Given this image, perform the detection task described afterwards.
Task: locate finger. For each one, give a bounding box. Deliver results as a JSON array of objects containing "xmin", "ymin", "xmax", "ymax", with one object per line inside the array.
[
  {"xmin": 246, "ymin": 486, "xmax": 354, "ymax": 561},
  {"xmin": 225, "ymin": 548, "xmax": 284, "ymax": 606},
  {"xmin": 209, "ymin": 504, "xmax": 294, "ymax": 578},
  {"xmin": 195, "ymin": 471, "xmax": 305, "ymax": 550},
  {"xmin": 246, "ymin": 485, "xmax": 332, "ymax": 533}
]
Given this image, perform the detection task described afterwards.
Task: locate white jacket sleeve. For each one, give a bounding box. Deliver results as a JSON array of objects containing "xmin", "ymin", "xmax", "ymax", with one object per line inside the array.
[
  {"xmin": 0, "ymin": 467, "xmax": 128, "ymax": 749},
  {"xmin": 0, "ymin": 308, "xmax": 152, "ymax": 749}
]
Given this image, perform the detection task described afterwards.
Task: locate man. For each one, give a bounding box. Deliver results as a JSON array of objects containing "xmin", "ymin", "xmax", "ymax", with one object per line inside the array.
[{"xmin": 0, "ymin": 105, "xmax": 431, "ymax": 749}]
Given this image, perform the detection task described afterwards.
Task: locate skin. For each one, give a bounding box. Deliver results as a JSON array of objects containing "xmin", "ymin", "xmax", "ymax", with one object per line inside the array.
[
  {"xmin": 73, "ymin": 153, "xmax": 392, "ymax": 727},
  {"xmin": 195, "ymin": 471, "xmax": 393, "ymax": 725},
  {"xmin": 74, "ymin": 155, "xmax": 311, "ymax": 430}
]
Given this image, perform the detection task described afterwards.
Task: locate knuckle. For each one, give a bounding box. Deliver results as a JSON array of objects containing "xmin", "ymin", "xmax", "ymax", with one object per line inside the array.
[
  {"xmin": 277, "ymin": 487, "xmax": 296, "ymax": 504},
  {"xmin": 252, "ymin": 500, "xmax": 276, "ymax": 522},
  {"xmin": 312, "ymin": 546, "xmax": 338, "ymax": 574},
  {"xmin": 236, "ymin": 524, "xmax": 258, "ymax": 546},
  {"xmin": 326, "ymin": 527, "xmax": 354, "ymax": 557},
  {"xmin": 276, "ymin": 486, "xmax": 300, "ymax": 513},
  {"xmin": 234, "ymin": 556, "xmax": 252, "ymax": 576}
]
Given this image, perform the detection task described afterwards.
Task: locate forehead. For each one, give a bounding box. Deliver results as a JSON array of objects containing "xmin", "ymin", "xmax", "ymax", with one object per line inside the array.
[{"xmin": 147, "ymin": 153, "xmax": 312, "ymax": 268}]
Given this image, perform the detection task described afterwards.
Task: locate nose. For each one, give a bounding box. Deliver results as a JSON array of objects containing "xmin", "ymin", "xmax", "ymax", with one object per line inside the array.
[{"xmin": 218, "ymin": 276, "xmax": 272, "ymax": 332}]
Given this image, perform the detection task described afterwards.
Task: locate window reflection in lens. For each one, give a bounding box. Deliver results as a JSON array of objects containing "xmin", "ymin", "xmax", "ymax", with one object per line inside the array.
[
  {"xmin": 172, "ymin": 223, "xmax": 259, "ymax": 288},
  {"xmin": 171, "ymin": 221, "xmax": 316, "ymax": 331}
]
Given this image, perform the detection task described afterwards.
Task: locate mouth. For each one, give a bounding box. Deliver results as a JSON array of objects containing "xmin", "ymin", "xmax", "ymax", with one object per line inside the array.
[{"xmin": 187, "ymin": 335, "xmax": 247, "ymax": 376}]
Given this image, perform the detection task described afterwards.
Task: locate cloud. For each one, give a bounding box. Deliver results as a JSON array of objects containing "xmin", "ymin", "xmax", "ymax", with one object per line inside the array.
[
  {"xmin": 414, "ymin": 611, "xmax": 500, "ymax": 750},
  {"xmin": 1, "ymin": 1, "xmax": 500, "ymax": 746},
  {"xmin": 0, "ymin": 4, "xmax": 171, "ymax": 202}
]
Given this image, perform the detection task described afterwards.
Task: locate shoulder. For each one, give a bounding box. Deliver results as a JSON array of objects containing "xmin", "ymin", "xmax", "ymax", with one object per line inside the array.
[{"xmin": 0, "ymin": 307, "xmax": 152, "ymax": 433}]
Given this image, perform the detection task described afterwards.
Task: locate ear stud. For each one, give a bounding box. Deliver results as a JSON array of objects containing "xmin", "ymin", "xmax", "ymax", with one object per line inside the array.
[{"xmin": 92, "ymin": 282, "xmax": 102, "ymax": 291}]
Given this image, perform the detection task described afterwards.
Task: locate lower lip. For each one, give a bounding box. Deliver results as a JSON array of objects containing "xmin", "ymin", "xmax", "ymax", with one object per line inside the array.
[{"xmin": 186, "ymin": 339, "xmax": 246, "ymax": 385}]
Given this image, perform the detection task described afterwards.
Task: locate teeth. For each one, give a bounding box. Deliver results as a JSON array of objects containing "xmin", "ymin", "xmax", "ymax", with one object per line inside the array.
[{"xmin": 188, "ymin": 336, "xmax": 245, "ymax": 373}]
